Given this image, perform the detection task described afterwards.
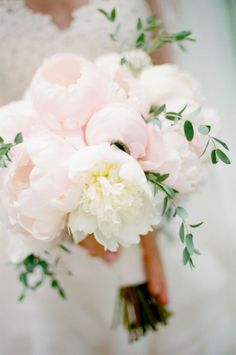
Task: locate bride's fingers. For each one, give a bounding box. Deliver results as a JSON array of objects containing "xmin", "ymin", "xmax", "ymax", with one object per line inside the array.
[
  {"xmin": 79, "ymin": 234, "xmax": 120, "ymax": 263},
  {"xmin": 148, "ymin": 277, "xmax": 169, "ymax": 306},
  {"xmin": 103, "ymin": 250, "xmax": 120, "ymax": 263}
]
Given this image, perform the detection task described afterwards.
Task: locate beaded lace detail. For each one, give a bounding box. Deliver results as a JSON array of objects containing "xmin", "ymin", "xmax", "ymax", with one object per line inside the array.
[{"xmin": 0, "ymin": 0, "xmax": 150, "ymax": 105}]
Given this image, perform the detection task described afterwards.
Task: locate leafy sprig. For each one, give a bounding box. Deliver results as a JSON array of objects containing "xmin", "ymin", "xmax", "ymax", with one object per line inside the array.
[
  {"xmin": 98, "ymin": 9, "xmax": 194, "ymax": 55},
  {"xmin": 198, "ymin": 125, "xmax": 231, "ymax": 164},
  {"xmin": 147, "ymin": 105, "xmax": 231, "ymax": 164},
  {"xmin": 98, "ymin": 8, "xmax": 116, "ymax": 22},
  {"xmin": 0, "ymin": 132, "xmax": 23, "ymax": 168},
  {"xmin": 16, "ymin": 249, "xmax": 70, "ymax": 301},
  {"xmin": 146, "ymin": 172, "xmax": 202, "ymax": 267},
  {"xmin": 135, "ymin": 15, "xmax": 195, "ymax": 53},
  {"xmin": 147, "ymin": 104, "xmax": 188, "ymax": 128},
  {"xmin": 98, "ymin": 8, "xmax": 120, "ymax": 41}
]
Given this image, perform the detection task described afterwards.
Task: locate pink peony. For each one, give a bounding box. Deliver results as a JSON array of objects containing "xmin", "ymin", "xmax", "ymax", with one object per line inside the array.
[
  {"xmin": 30, "ymin": 53, "xmax": 109, "ymax": 131},
  {"xmin": 0, "ymin": 100, "xmax": 37, "ymax": 142},
  {"xmin": 95, "ymin": 53, "xmax": 150, "ymax": 117},
  {"xmin": 141, "ymin": 124, "xmax": 202, "ymax": 194},
  {"xmin": 0, "ymin": 126, "xmax": 81, "ymax": 246},
  {"xmin": 85, "ymin": 103, "xmax": 148, "ymax": 158}
]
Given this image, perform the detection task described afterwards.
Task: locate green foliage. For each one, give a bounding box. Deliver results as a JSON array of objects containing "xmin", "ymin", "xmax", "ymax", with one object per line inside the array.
[
  {"xmin": 98, "ymin": 8, "xmax": 116, "ymax": 22},
  {"xmin": 0, "ymin": 132, "xmax": 23, "ymax": 168},
  {"xmin": 113, "ymin": 282, "xmax": 172, "ymax": 342},
  {"xmin": 198, "ymin": 125, "xmax": 231, "ymax": 165},
  {"xmin": 147, "ymin": 105, "xmax": 188, "ymax": 128},
  {"xmin": 145, "ymin": 172, "xmax": 202, "ymax": 268},
  {"xmin": 16, "ymin": 253, "xmax": 67, "ymax": 302},
  {"xmin": 134, "ymin": 14, "xmax": 194, "ymax": 53},
  {"xmin": 136, "ymin": 33, "xmax": 145, "ymax": 47},
  {"xmin": 98, "ymin": 8, "xmax": 194, "ymax": 57},
  {"xmin": 184, "ymin": 120, "xmax": 194, "ymax": 141}
]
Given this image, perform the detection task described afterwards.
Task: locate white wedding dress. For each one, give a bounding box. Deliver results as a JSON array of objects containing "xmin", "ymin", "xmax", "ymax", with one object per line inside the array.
[{"xmin": 0, "ymin": 1, "xmax": 234, "ymax": 355}]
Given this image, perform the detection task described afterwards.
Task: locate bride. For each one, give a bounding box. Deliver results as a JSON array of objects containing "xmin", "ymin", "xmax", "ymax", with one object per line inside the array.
[{"xmin": 0, "ymin": 1, "xmax": 233, "ymax": 354}]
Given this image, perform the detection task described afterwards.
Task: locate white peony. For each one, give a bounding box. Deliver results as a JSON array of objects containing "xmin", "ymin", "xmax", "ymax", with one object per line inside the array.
[
  {"xmin": 68, "ymin": 143, "xmax": 162, "ymax": 251},
  {"xmin": 138, "ymin": 64, "xmax": 203, "ymax": 110}
]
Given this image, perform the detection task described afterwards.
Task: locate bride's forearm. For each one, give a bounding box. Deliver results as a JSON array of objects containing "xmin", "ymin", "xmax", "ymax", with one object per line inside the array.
[
  {"xmin": 141, "ymin": 231, "xmax": 169, "ymax": 305},
  {"xmin": 146, "ymin": 0, "xmax": 172, "ymax": 64}
]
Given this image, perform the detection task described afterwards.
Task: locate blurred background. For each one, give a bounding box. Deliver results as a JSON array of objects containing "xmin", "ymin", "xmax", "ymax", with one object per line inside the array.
[
  {"xmin": 0, "ymin": 1, "xmax": 235, "ymax": 354},
  {"xmin": 166, "ymin": 0, "xmax": 236, "ymax": 351}
]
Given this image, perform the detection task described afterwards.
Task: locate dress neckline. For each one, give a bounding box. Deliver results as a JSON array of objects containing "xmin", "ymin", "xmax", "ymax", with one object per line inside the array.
[{"xmin": 20, "ymin": 0, "xmax": 94, "ymax": 31}]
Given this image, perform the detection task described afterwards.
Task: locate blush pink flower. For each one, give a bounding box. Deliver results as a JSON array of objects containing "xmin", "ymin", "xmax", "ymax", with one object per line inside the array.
[
  {"xmin": 0, "ymin": 126, "xmax": 80, "ymax": 247},
  {"xmin": 95, "ymin": 53, "xmax": 150, "ymax": 117},
  {"xmin": 141, "ymin": 124, "xmax": 202, "ymax": 194},
  {"xmin": 30, "ymin": 53, "xmax": 109, "ymax": 131},
  {"xmin": 85, "ymin": 103, "xmax": 148, "ymax": 158},
  {"xmin": 0, "ymin": 100, "xmax": 37, "ymax": 142}
]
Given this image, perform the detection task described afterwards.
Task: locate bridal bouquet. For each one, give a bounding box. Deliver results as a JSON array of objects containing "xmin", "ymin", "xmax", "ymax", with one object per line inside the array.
[{"xmin": 0, "ymin": 10, "xmax": 230, "ymax": 342}]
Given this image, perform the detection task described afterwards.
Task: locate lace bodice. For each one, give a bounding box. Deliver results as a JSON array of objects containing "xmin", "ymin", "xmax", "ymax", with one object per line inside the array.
[{"xmin": 0, "ymin": 0, "xmax": 150, "ymax": 105}]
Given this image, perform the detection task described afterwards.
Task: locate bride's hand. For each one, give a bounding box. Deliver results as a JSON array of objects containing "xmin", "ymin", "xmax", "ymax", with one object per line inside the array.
[
  {"xmin": 141, "ymin": 231, "xmax": 169, "ymax": 306},
  {"xmin": 79, "ymin": 234, "xmax": 119, "ymax": 263}
]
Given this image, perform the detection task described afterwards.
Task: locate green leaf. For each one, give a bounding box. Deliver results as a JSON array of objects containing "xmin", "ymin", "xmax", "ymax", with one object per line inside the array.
[
  {"xmin": 183, "ymin": 247, "xmax": 190, "ymax": 265},
  {"xmin": 198, "ymin": 125, "xmax": 211, "ymax": 135},
  {"xmin": 212, "ymin": 137, "xmax": 229, "ymax": 151},
  {"xmin": 98, "ymin": 8, "xmax": 116, "ymax": 22},
  {"xmin": 179, "ymin": 222, "xmax": 185, "ymax": 243},
  {"xmin": 156, "ymin": 173, "xmax": 169, "ymax": 182},
  {"xmin": 18, "ymin": 293, "xmax": 25, "ymax": 302},
  {"xmin": 175, "ymin": 206, "xmax": 189, "ymax": 220},
  {"xmin": 184, "ymin": 120, "xmax": 194, "ymax": 141},
  {"xmin": 215, "ymin": 149, "xmax": 231, "ymax": 164},
  {"xmin": 161, "ymin": 185, "xmax": 176, "ymax": 199},
  {"xmin": 200, "ymin": 139, "xmax": 210, "ymax": 157},
  {"xmin": 162, "ymin": 196, "xmax": 168, "ymax": 216},
  {"xmin": 147, "ymin": 117, "xmax": 162, "ymax": 128},
  {"xmin": 178, "ymin": 104, "xmax": 188, "ymax": 115},
  {"xmin": 120, "ymin": 57, "xmax": 128, "ymax": 65},
  {"xmin": 136, "ymin": 33, "xmax": 145, "ymax": 47},
  {"xmin": 146, "ymin": 14, "xmax": 156, "ymax": 24},
  {"xmin": 153, "ymin": 104, "xmax": 166, "ymax": 116},
  {"xmin": 19, "ymin": 272, "xmax": 28, "ymax": 287},
  {"xmin": 175, "ymin": 30, "xmax": 194, "ymax": 41},
  {"xmin": 98, "ymin": 8, "xmax": 110, "ymax": 19},
  {"xmin": 137, "ymin": 18, "xmax": 143, "ymax": 30},
  {"xmin": 0, "ymin": 157, "xmax": 6, "ymax": 168},
  {"xmin": 0, "ymin": 136, "xmax": 4, "ymax": 144},
  {"xmin": 211, "ymin": 149, "xmax": 218, "ymax": 164},
  {"xmin": 185, "ymin": 234, "xmax": 194, "ymax": 255},
  {"xmin": 110, "ymin": 8, "xmax": 116, "ymax": 22},
  {"xmin": 189, "ymin": 258, "xmax": 195, "ymax": 269},
  {"xmin": 189, "ymin": 221, "xmax": 204, "ymax": 228},
  {"xmin": 59, "ymin": 244, "xmax": 71, "ymax": 253},
  {"xmin": 51, "ymin": 279, "xmax": 59, "ymax": 288},
  {"xmin": 165, "ymin": 112, "xmax": 181, "ymax": 121},
  {"xmin": 194, "ymin": 249, "xmax": 201, "ymax": 255},
  {"xmin": 58, "ymin": 287, "xmax": 66, "ymax": 299},
  {"xmin": 14, "ymin": 132, "xmax": 23, "ymax": 145}
]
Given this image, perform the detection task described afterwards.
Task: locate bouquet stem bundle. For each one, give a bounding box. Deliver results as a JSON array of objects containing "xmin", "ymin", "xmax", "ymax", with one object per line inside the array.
[{"xmin": 113, "ymin": 282, "xmax": 172, "ymax": 342}]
